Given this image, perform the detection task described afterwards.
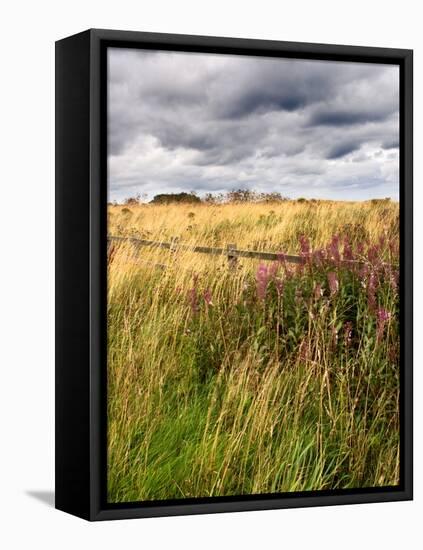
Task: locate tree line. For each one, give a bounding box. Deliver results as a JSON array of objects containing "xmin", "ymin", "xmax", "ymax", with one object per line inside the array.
[{"xmin": 114, "ymin": 189, "xmax": 290, "ymax": 205}]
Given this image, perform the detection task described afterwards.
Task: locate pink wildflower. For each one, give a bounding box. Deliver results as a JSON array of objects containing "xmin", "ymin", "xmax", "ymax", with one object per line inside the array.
[
  {"xmin": 203, "ymin": 289, "xmax": 213, "ymax": 306},
  {"xmin": 328, "ymin": 235, "xmax": 341, "ymax": 264},
  {"xmin": 299, "ymin": 235, "xmax": 311, "ymax": 259},
  {"xmin": 256, "ymin": 263, "xmax": 269, "ymax": 300},
  {"xmin": 314, "ymin": 282, "xmax": 323, "ymax": 301},
  {"xmin": 356, "ymin": 242, "xmax": 365, "ymax": 258},
  {"xmin": 367, "ymin": 271, "xmax": 378, "ymax": 312},
  {"xmin": 359, "ymin": 263, "xmax": 369, "ymax": 282},
  {"xmin": 389, "ymin": 267, "xmax": 399, "ymax": 292},
  {"xmin": 378, "ymin": 308, "xmax": 391, "ymax": 322},
  {"xmin": 277, "ymin": 252, "xmax": 286, "ymax": 264},
  {"xmin": 367, "ymin": 244, "xmax": 380, "ymax": 265},
  {"xmin": 327, "ymin": 271, "xmax": 339, "ymax": 295},
  {"xmin": 312, "ymin": 248, "xmax": 325, "ymax": 267},
  {"xmin": 343, "ymin": 237, "xmax": 354, "ymax": 261}
]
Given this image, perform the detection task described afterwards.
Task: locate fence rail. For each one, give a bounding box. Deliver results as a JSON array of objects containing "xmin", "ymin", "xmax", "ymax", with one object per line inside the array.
[
  {"xmin": 108, "ymin": 235, "xmax": 306, "ymax": 265},
  {"xmin": 107, "ymin": 235, "xmax": 369, "ymax": 268}
]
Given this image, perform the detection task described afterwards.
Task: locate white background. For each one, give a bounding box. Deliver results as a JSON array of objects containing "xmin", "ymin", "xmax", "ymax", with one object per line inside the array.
[{"xmin": 0, "ymin": 1, "xmax": 420, "ymax": 548}]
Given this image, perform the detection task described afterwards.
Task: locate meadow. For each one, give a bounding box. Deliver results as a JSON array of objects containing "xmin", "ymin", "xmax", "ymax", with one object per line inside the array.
[{"xmin": 107, "ymin": 198, "xmax": 400, "ymax": 502}]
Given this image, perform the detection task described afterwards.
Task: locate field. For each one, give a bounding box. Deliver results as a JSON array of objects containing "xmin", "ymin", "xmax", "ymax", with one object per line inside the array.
[{"xmin": 107, "ymin": 199, "xmax": 400, "ymax": 503}]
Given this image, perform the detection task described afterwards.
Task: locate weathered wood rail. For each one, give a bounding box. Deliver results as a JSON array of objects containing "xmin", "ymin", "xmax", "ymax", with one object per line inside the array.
[
  {"xmin": 107, "ymin": 235, "xmax": 395, "ymax": 270},
  {"xmin": 108, "ymin": 235, "xmax": 305, "ymax": 265}
]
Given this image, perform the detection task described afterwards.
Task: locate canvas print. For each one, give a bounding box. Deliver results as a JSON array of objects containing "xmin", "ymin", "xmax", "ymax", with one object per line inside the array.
[{"xmin": 106, "ymin": 47, "xmax": 400, "ymax": 503}]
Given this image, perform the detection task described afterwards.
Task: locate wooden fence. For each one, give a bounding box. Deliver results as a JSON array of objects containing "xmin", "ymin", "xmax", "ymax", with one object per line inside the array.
[{"xmin": 107, "ymin": 235, "xmax": 369, "ymax": 269}]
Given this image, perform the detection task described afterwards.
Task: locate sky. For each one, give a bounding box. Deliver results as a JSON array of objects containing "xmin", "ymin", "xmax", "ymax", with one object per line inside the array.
[{"xmin": 108, "ymin": 47, "xmax": 399, "ymax": 203}]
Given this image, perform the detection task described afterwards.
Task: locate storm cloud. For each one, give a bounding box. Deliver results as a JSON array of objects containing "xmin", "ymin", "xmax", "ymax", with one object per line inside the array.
[{"xmin": 108, "ymin": 48, "xmax": 399, "ymax": 202}]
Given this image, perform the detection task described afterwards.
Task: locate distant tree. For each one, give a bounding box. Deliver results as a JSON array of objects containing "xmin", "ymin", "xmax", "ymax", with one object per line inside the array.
[
  {"xmin": 226, "ymin": 189, "xmax": 258, "ymax": 202},
  {"xmin": 204, "ymin": 192, "xmax": 217, "ymax": 204},
  {"xmin": 150, "ymin": 192, "xmax": 202, "ymax": 204},
  {"xmin": 124, "ymin": 194, "xmax": 141, "ymax": 205},
  {"xmin": 258, "ymin": 191, "xmax": 288, "ymax": 203},
  {"xmin": 224, "ymin": 189, "xmax": 288, "ymax": 203}
]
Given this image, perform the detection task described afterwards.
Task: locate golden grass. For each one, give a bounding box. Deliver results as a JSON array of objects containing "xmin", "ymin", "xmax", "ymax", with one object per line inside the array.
[{"xmin": 109, "ymin": 199, "xmax": 398, "ymax": 250}]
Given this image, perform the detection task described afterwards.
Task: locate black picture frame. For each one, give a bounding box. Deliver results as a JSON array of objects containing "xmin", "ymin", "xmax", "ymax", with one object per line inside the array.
[{"xmin": 55, "ymin": 28, "xmax": 413, "ymax": 521}]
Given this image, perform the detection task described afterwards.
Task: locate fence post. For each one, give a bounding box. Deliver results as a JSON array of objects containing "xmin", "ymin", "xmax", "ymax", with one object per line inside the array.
[
  {"xmin": 227, "ymin": 243, "xmax": 238, "ymax": 269},
  {"xmin": 170, "ymin": 236, "xmax": 179, "ymax": 253}
]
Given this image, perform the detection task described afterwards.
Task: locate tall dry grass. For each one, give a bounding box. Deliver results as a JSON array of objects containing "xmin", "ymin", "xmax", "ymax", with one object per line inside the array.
[{"xmin": 107, "ymin": 199, "xmax": 399, "ymax": 502}]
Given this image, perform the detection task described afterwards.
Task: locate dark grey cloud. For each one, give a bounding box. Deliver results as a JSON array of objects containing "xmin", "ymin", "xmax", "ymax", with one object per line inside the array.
[
  {"xmin": 309, "ymin": 109, "xmax": 391, "ymax": 127},
  {"xmin": 219, "ymin": 91, "xmax": 305, "ymax": 119},
  {"xmin": 326, "ymin": 141, "xmax": 362, "ymax": 160},
  {"xmin": 108, "ymin": 48, "xmax": 399, "ymax": 202},
  {"xmin": 382, "ymin": 138, "xmax": 400, "ymax": 149}
]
